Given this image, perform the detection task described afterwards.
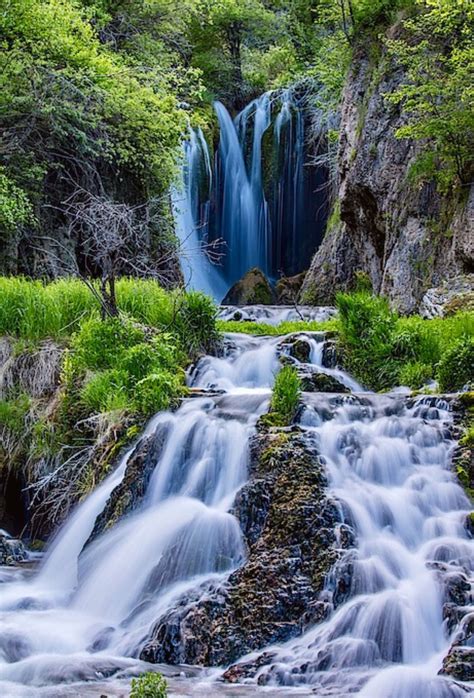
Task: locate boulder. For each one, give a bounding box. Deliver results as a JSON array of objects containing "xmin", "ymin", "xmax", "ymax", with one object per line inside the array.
[
  {"xmin": 0, "ymin": 530, "xmax": 27, "ymax": 566},
  {"xmin": 275, "ymin": 271, "xmax": 306, "ymax": 304},
  {"xmin": 222, "ymin": 268, "xmax": 275, "ymax": 306},
  {"xmin": 420, "ymin": 274, "xmax": 474, "ymax": 319},
  {"xmin": 299, "ymin": 370, "xmax": 350, "ymax": 394}
]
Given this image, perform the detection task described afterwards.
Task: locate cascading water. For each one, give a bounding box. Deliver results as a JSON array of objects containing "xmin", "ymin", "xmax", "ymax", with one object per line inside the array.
[
  {"xmin": 0, "ymin": 317, "xmax": 472, "ymax": 697},
  {"xmin": 175, "ymin": 91, "xmax": 328, "ymax": 299},
  {"xmin": 0, "ymin": 330, "xmax": 276, "ymax": 696},
  {"xmin": 237, "ymin": 390, "xmax": 473, "ymax": 697}
]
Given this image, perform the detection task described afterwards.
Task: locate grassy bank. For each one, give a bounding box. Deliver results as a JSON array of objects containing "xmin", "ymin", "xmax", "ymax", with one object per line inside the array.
[
  {"xmin": 217, "ymin": 319, "xmax": 338, "ymax": 336},
  {"xmin": 0, "ymin": 277, "xmax": 219, "ymax": 529},
  {"xmin": 336, "ymin": 292, "xmax": 474, "ymax": 392}
]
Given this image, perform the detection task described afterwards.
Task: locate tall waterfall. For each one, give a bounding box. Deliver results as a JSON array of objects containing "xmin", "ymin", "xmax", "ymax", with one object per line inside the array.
[
  {"xmin": 175, "ymin": 91, "xmax": 328, "ymax": 300},
  {"xmin": 0, "ymin": 314, "xmax": 471, "ymax": 697}
]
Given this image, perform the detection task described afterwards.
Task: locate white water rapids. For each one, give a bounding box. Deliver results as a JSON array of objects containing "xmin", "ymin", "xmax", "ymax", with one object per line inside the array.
[{"xmin": 0, "ymin": 317, "xmax": 472, "ymax": 697}]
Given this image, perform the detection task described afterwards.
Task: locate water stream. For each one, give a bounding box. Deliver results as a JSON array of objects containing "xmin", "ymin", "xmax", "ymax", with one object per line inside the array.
[{"xmin": 0, "ymin": 317, "xmax": 472, "ymax": 697}]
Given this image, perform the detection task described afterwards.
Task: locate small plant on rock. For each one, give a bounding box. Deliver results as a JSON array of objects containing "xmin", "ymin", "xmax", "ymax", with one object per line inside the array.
[
  {"xmin": 262, "ymin": 365, "xmax": 301, "ymax": 427},
  {"xmin": 130, "ymin": 671, "xmax": 168, "ymax": 698}
]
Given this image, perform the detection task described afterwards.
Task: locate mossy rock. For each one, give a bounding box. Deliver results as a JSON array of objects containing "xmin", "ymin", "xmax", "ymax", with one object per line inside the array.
[
  {"xmin": 275, "ymin": 272, "xmax": 306, "ymax": 304},
  {"xmin": 222, "ymin": 268, "xmax": 275, "ymax": 306},
  {"xmin": 299, "ymin": 371, "xmax": 349, "ymax": 393},
  {"xmin": 444, "ymin": 291, "xmax": 474, "ymax": 316}
]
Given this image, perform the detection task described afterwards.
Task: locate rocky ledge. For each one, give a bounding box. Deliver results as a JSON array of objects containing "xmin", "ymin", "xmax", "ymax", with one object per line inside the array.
[{"xmin": 140, "ymin": 428, "xmax": 340, "ymax": 667}]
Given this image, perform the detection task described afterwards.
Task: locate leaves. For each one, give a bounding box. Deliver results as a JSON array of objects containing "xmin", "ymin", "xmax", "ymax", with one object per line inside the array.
[{"xmin": 386, "ymin": 0, "xmax": 474, "ymax": 188}]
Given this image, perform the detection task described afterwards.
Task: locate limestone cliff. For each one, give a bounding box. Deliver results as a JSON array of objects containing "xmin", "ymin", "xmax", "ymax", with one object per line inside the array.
[{"xmin": 302, "ymin": 44, "xmax": 473, "ymax": 314}]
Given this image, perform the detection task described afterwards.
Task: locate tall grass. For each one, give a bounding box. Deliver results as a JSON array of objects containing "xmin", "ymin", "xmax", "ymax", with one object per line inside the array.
[
  {"xmin": 265, "ymin": 365, "xmax": 301, "ymax": 426},
  {"xmin": 0, "ymin": 277, "xmax": 218, "ymax": 355},
  {"xmin": 337, "ymin": 290, "xmax": 474, "ymax": 391}
]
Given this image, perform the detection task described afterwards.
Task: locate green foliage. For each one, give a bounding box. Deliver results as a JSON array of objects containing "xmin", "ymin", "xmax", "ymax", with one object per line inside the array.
[
  {"xmin": 71, "ymin": 318, "xmax": 145, "ymax": 371},
  {"xmin": 73, "ymin": 318, "xmax": 186, "ymax": 416},
  {"xmin": 0, "ymin": 278, "xmax": 218, "ymax": 355},
  {"xmin": 0, "ymin": 167, "xmax": 34, "ymax": 236},
  {"xmin": 1, "ymin": 0, "xmax": 187, "ymax": 184},
  {"xmin": 0, "ymin": 277, "xmax": 218, "ymax": 418},
  {"xmin": 80, "ymin": 369, "xmax": 130, "ymax": 413},
  {"xmin": 0, "ymin": 277, "xmax": 97, "ymax": 339},
  {"xmin": 130, "ymin": 672, "xmax": 168, "ymax": 698},
  {"xmin": 217, "ymin": 318, "xmax": 339, "ymax": 336},
  {"xmin": 437, "ymin": 336, "xmax": 474, "ymax": 393},
  {"xmin": 337, "ymin": 290, "xmax": 474, "ymax": 391},
  {"xmin": 268, "ymin": 365, "xmax": 301, "ymax": 425},
  {"xmin": 188, "ymin": 0, "xmax": 276, "ymax": 99},
  {"xmin": 172, "ymin": 291, "xmax": 220, "ymax": 357},
  {"xmin": 398, "ymin": 361, "xmax": 433, "ymax": 389},
  {"xmin": 0, "ymin": 394, "xmax": 31, "ymax": 434},
  {"xmin": 386, "ymin": 0, "xmax": 474, "ymax": 189},
  {"xmin": 134, "ymin": 371, "xmax": 184, "ymax": 415},
  {"xmin": 336, "ymin": 291, "xmax": 398, "ymax": 390}
]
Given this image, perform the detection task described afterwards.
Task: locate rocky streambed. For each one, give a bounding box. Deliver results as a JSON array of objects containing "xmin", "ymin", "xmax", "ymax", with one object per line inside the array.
[{"xmin": 0, "ymin": 311, "xmax": 473, "ymax": 697}]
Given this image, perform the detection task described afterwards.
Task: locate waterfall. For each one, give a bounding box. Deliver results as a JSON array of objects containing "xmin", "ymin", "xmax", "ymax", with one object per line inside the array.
[
  {"xmin": 173, "ymin": 130, "xmax": 227, "ymax": 301},
  {"xmin": 0, "ymin": 314, "xmax": 471, "ymax": 697},
  {"xmin": 175, "ymin": 90, "xmax": 328, "ymax": 299}
]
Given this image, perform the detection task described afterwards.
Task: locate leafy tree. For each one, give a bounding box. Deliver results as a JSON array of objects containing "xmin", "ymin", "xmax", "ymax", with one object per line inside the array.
[
  {"xmin": 188, "ymin": 0, "xmax": 277, "ymax": 104},
  {"xmin": 0, "ymin": 0, "xmax": 188, "ymax": 275},
  {"xmin": 386, "ymin": 0, "xmax": 474, "ymax": 189}
]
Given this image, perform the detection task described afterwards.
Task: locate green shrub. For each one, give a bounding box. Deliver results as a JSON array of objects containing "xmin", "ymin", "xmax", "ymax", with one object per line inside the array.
[
  {"xmin": 398, "ymin": 361, "xmax": 433, "ymax": 389},
  {"xmin": 72, "ymin": 317, "xmax": 145, "ymax": 371},
  {"xmin": 336, "ymin": 291, "xmax": 398, "ymax": 390},
  {"xmin": 173, "ymin": 291, "xmax": 219, "ymax": 357},
  {"xmin": 437, "ymin": 336, "xmax": 474, "ymax": 393},
  {"xmin": 134, "ymin": 370, "xmax": 184, "ymax": 415},
  {"xmin": 269, "ymin": 366, "xmax": 301, "ymax": 425},
  {"xmin": 0, "ymin": 394, "xmax": 30, "ymax": 433},
  {"xmin": 336, "ymin": 290, "xmax": 474, "ymax": 392},
  {"xmin": 80, "ymin": 370, "xmax": 129, "ymax": 413},
  {"xmin": 130, "ymin": 672, "xmax": 167, "ymax": 698}
]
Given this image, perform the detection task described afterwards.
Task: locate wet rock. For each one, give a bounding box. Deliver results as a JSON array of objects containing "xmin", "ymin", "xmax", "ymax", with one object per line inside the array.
[
  {"xmin": 275, "ymin": 272, "xmax": 306, "ymax": 305},
  {"xmin": 0, "ymin": 530, "xmax": 27, "ymax": 565},
  {"xmin": 288, "ymin": 338, "xmax": 312, "ymax": 363},
  {"xmin": 223, "ymin": 651, "xmax": 277, "ymax": 683},
  {"xmin": 440, "ymin": 647, "xmax": 474, "ymax": 681},
  {"xmin": 321, "ymin": 340, "xmax": 339, "ymax": 369},
  {"xmin": 222, "ymin": 268, "xmax": 275, "ymax": 306},
  {"xmin": 441, "ymin": 608, "xmax": 474, "ymax": 679},
  {"xmin": 140, "ymin": 431, "xmax": 339, "ymax": 668},
  {"xmin": 299, "ymin": 370, "xmax": 350, "ymax": 394},
  {"xmin": 443, "ymin": 572, "xmax": 471, "ymax": 606},
  {"xmin": 0, "ymin": 631, "xmax": 31, "ymax": 662},
  {"xmin": 89, "ymin": 423, "xmax": 169, "ymax": 541}
]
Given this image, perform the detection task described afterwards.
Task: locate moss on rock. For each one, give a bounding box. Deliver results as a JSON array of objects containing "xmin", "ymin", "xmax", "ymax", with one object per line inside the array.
[{"xmin": 140, "ymin": 430, "xmax": 339, "ymax": 668}]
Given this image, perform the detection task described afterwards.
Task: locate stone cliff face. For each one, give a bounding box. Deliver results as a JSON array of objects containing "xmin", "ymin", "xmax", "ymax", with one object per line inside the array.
[{"xmin": 302, "ymin": 45, "xmax": 474, "ymax": 314}]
